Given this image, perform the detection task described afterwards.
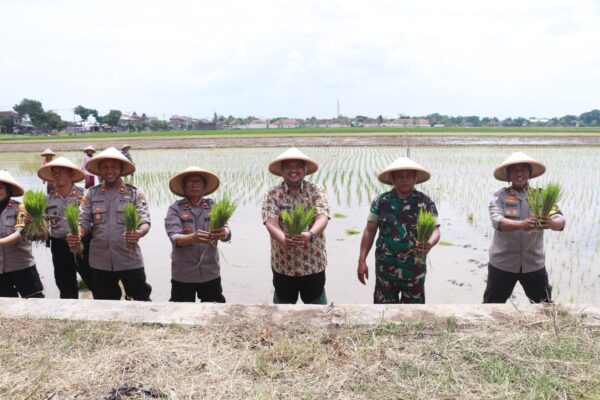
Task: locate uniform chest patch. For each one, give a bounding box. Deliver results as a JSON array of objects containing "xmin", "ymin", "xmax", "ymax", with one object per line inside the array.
[{"xmin": 504, "ymin": 195, "xmax": 519, "ymax": 217}]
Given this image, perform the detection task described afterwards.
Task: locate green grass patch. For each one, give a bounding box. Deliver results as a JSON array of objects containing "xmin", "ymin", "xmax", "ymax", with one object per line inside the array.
[
  {"xmin": 333, "ymin": 213, "xmax": 347, "ymax": 218},
  {"xmin": 439, "ymin": 241, "xmax": 453, "ymax": 246},
  {"xmin": 2, "ymin": 126, "xmax": 600, "ymax": 143},
  {"xmin": 0, "ymin": 309, "xmax": 599, "ymax": 399},
  {"xmin": 345, "ymin": 229, "xmax": 360, "ymax": 235}
]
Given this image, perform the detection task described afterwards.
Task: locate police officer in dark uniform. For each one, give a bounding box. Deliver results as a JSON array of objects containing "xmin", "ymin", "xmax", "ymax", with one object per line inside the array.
[
  {"xmin": 38, "ymin": 156, "xmax": 94, "ymax": 298},
  {"xmin": 67, "ymin": 147, "xmax": 152, "ymax": 301},
  {"xmin": 0, "ymin": 170, "xmax": 44, "ymax": 298},
  {"xmin": 164, "ymin": 167, "xmax": 231, "ymax": 302}
]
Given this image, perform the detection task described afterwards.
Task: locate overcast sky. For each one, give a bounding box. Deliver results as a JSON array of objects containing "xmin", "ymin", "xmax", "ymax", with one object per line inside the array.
[{"xmin": 1, "ymin": 0, "xmax": 599, "ymax": 120}]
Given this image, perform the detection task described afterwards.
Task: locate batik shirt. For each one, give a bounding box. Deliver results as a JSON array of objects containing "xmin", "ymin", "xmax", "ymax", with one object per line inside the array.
[
  {"xmin": 262, "ymin": 180, "xmax": 330, "ymax": 277},
  {"xmin": 368, "ymin": 189, "xmax": 438, "ymax": 280}
]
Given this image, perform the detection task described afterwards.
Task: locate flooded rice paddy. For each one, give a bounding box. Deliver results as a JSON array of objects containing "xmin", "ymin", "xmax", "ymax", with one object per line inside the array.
[{"xmin": 1, "ymin": 146, "xmax": 598, "ymax": 304}]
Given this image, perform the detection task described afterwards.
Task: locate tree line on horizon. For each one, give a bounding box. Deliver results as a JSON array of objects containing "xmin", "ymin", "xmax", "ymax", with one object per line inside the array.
[{"xmin": 1, "ymin": 98, "xmax": 600, "ymax": 134}]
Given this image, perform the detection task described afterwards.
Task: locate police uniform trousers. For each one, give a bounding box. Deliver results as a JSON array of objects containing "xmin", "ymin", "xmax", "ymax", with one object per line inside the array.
[
  {"xmin": 50, "ymin": 234, "xmax": 94, "ymax": 299},
  {"xmin": 0, "ymin": 266, "xmax": 45, "ymax": 298},
  {"xmin": 483, "ymin": 263, "xmax": 552, "ymax": 303},
  {"xmin": 92, "ymin": 267, "xmax": 152, "ymax": 301},
  {"xmin": 170, "ymin": 277, "xmax": 226, "ymax": 303}
]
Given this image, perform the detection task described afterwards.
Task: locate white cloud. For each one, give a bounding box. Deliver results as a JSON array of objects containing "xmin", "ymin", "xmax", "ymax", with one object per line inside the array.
[{"xmin": 1, "ymin": 0, "xmax": 599, "ymax": 119}]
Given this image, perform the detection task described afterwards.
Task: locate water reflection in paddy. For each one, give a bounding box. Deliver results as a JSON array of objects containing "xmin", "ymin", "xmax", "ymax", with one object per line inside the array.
[{"xmin": 1, "ymin": 146, "xmax": 598, "ymax": 304}]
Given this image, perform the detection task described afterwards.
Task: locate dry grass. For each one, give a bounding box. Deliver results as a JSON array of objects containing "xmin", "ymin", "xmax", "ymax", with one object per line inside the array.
[{"xmin": 0, "ymin": 312, "xmax": 599, "ymax": 399}]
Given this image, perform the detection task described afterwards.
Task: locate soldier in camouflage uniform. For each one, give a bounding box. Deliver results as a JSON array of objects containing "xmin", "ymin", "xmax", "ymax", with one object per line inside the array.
[
  {"xmin": 38, "ymin": 157, "xmax": 94, "ymax": 298},
  {"xmin": 357, "ymin": 157, "xmax": 440, "ymax": 304}
]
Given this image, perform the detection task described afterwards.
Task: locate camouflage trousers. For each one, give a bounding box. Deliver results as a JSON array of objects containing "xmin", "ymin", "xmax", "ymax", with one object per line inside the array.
[{"xmin": 374, "ymin": 262, "xmax": 426, "ymax": 304}]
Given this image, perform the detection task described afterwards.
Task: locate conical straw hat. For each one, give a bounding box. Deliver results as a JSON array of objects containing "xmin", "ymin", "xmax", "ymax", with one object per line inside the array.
[
  {"xmin": 83, "ymin": 145, "xmax": 96, "ymax": 153},
  {"xmin": 41, "ymin": 148, "xmax": 56, "ymax": 156},
  {"xmin": 169, "ymin": 167, "xmax": 220, "ymax": 197},
  {"xmin": 377, "ymin": 157, "xmax": 431, "ymax": 185},
  {"xmin": 37, "ymin": 156, "xmax": 85, "ymax": 183},
  {"xmin": 0, "ymin": 170, "xmax": 25, "ymax": 196},
  {"xmin": 268, "ymin": 147, "xmax": 319, "ymax": 176},
  {"xmin": 85, "ymin": 147, "xmax": 136, "ymax": 176},
  {"xmin": 493, "ymin": 152, "xmax": 545, "ymax": 181}
]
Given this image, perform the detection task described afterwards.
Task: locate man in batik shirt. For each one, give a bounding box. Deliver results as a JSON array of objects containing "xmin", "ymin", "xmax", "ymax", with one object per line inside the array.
[{"xmin": 262, "ymin": 148, "xmax": 330, "ymax": 305}]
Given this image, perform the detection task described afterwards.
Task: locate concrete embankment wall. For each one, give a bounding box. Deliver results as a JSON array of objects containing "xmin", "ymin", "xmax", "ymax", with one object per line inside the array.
[{"xmin": 0, "ymin": 298, "xmax": 598, "ymax": 327}]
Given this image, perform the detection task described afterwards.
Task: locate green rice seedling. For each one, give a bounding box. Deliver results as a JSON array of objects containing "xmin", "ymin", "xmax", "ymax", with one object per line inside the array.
[
  {"xmin": 65, "ymin": 203, "xmax": 83, "ymax": 259},
  {"xmin": 528, "ymin": 182, "xmax": 562, "ymax": 229},
  {"xmin": 416, "ymin": 209, "xmax": 437, "ymax": 243},
  {"xmin": 209, "ymin": 197, "xmax": 237, "ymax": 231},
  {"xmin": 124, "ymin": 203, "xmax": 140, "ymax": 254},
  {"xmin": 345, "ymin": 229, "xmax": 360, "ymax": 235},
  {"xmin": 281, "ymin": 205, "xmax": 316, "ymax": 236},
  {"xmin": 415, "ymin": 209, "xmax": 437, "ymax": 266},
  {"xmin": 22, "ymin": 190, "xmax": 49, "ymax": 243},
  {"xmin": 198, "ymin": 198, "xmax": 237, "ymax": 268}
]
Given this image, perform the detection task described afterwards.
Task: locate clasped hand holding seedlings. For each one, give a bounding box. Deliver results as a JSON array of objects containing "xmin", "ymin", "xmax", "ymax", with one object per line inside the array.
[
  {"xmin": 415, "ymin": 209, "xmax": 437, "ymax": 266},
  {"xmin": 197, "ymin": 198, "xmax": 236, "ymax": 268},
  {"xmin": 281, "ymin": 204, "xmax": 316, "ymax": 246},
  {"xmin": 123, "ymin": 203, "xmax": 140, "ymax": 255},
  {"xmin": 65, "ymin": 204, "xmax": 83, "ymax": 261},
  {"xmin": 22, "ymin": 190, "xmax": 49, "ymax": 244},
  {"xmin": 527, "ymin": 182, "xmax": 562, "ymax": 230}
]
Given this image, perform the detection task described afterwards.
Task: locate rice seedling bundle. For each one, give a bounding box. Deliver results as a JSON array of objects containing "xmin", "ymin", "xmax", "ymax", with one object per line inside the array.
[
  {"xmin": 209, "ymin": 197, "xmax": 237, "ymax": 232},
  {"xmin": 528, "ymin": 182, "xmax": 562, "ymax": 229},
  {"xmin": 22, "ymin": 190, "xmax": 48, "ymax": 243},
  {"xmin": 281, "ymin": 205, "xmax": 316, "ymax": 236},
  {"xmin": 65, "ymin": 203, "xmax": 83, "ymax": 259},
  {"xmin": 415, "ymin": 209, "xmax": 437, "ymax": 266},
  {"xmin": 197, "ymin": 198, "xmax": 237, "ymax": 268},
  {"xmin": 123, "ymin": 203, "xmax": 140, "ymax": 253},
  {"xmin": 416, "ymin": 209, "xmax": 437, "ymax": 243}
]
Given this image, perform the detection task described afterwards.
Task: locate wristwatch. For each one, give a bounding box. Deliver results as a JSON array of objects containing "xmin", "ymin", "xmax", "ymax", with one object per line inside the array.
[{"xmin": 307, "ymin": 230, "xmax": 314, "ymax": 242}]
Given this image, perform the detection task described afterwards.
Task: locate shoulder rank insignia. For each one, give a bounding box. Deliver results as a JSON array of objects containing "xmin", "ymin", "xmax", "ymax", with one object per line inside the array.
[
  {"xmin": 100, "ymin": 186, "xmax": 106, "ymax": 193},
  {"xmin": 7, "ymin": 201, "xmax": 13, "ymax": 208},
  {"xmin": 119, "ymin": 186, "xmax": 125, "ymax": 193},
  {"xmin": 200, "ymin": 199, "xmax": 210, "ymax": 209},
  {"xmin": 80, "ymin": 195, "xmax": 87, "ymax": 207},
  {"xmin": 183, "ymin": 202, "xmax": 190, "ymax": 209}
]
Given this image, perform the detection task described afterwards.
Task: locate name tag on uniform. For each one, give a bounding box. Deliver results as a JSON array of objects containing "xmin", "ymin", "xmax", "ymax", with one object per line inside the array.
[{"xmin": 504, "ymin": 195, "xmax": 519, "ymax": 217}]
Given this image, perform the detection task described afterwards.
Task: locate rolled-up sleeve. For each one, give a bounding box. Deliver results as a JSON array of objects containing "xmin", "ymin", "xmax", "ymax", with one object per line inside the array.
[
  {"xmin": 164, "ymin": 205, "xmax": 182, "ymax": 246},
  {"xmin": 135, "ymin": 189, "xmax": 151, "ymax": 227},
  {"xmin": 489, "ymin": 193, "xmax": 504, "ymax": 230},
  {"xmin": 79, "ymin": 193, "xmax": 92, "ymax": 232}
]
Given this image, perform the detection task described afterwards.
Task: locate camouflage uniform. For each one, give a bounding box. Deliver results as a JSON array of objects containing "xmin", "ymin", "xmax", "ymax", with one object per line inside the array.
[{"xmin": 369, "ymin": 189, "xmax": 438, "ymax": 304}]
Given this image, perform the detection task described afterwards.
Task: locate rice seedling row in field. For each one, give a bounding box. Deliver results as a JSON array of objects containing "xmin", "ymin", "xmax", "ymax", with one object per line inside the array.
[{"xmin": 10, "ymin": 146, "xmax": 600, "ymax": 303}]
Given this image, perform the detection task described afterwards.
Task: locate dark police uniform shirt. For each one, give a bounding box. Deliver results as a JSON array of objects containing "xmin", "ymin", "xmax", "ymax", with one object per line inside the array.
[{"xmin": 80, "ymin": 182, "xmax": 150, "ymax": 271}]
